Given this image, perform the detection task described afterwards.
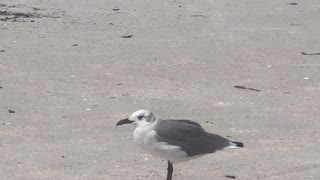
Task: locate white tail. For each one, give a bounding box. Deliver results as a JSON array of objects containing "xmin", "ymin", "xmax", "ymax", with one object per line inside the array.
[{"xmin": 227, "ymin": 141, "xmax": 244, "ymax": 149}]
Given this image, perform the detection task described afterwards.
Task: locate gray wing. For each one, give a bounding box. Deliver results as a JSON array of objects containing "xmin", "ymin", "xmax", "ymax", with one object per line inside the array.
[
  {"xmin": 166, "ymin": 119, "xmax": 202, "ymax": 128},
  {"xmin": 155, "ymin": 119, "xmax": 231, "ymax": 156}
]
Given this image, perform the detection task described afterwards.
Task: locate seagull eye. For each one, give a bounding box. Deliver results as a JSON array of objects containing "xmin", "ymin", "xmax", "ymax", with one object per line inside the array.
[{"xmin": 137, "ymin": 115, "xmax": 144, "ymax": 120}]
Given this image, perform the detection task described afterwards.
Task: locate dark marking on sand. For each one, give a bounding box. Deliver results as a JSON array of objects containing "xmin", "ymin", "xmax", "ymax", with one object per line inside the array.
[
  {"xmin": 32, "ymin": 7, "xmax": 41, "ymax": 11},
  {"xmin": 225, "ymin": 175, "xmax": 236, "ymax": 179},
  {"xmin": 234, "ymin": 85, "xmax": 261, "ymax": 92},
  {"xmin": 190, "ymin": 14, "xmax": 207, "ymax": 18},
  {"xmin": 121, "ymin": 35, "xmax": 133, "ymax": 38},
  {"xmin": 8, "ymin": 109, "xmax": 15, "ymax": 113},
  {"xmin": 205, "ymin": 121, "xmax": 214, "ymax": 124},
  {"xmin": 301, "ymin": 52, "xmax": 320, "ymax": 56},
  {"xmin": 0, "ymin": 8, "xmax": 60, "ymax": 22}
]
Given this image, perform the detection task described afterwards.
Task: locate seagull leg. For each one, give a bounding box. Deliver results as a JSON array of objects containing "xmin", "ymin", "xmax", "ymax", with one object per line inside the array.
[{"xmin": 166, "ymin": 161, "xmax": 173, "ymax": 180}]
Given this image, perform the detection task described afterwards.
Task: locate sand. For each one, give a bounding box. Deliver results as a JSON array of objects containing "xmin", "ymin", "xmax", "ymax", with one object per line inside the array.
[{"xmin": 1, "ymin": 0, "xmax": 320, "ymax": 179}]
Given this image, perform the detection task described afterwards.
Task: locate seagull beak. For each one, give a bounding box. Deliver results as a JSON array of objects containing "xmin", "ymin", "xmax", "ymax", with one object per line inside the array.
[{"xmin": 116, "ymin": 118, "xmax": 133, "ymax": 126}]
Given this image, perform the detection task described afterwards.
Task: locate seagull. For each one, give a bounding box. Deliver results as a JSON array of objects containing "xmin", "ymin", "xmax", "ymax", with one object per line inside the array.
[{"xmin": 116, "ymin": 109, "xmax": 244, "ymax": 180}]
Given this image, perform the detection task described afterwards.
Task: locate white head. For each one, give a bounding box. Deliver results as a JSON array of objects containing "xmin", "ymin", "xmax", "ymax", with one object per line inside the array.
[{"xmin": 116, "ymin": 109, "xmax": 157, "ymax": 127}]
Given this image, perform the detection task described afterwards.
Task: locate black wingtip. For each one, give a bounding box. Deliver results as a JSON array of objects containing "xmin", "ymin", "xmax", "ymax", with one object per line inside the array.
[{"xmin": 232, "ymin": 141, "xmax": 244, "ymax": 148}]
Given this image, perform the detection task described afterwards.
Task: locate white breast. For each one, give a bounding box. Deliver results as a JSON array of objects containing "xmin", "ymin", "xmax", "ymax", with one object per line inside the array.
[{"xmin": 133, "ymin": 123, "xmax": 188, "ymax": 163}]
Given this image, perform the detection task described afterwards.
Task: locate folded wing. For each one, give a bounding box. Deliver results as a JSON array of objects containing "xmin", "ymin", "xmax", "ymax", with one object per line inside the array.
[{"xmin": 155, "ymin": 119, "xmax": 232, "ymax": 157}]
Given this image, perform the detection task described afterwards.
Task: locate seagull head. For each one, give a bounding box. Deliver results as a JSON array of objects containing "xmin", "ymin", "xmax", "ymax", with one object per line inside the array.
[{"xmin": 116, "ymin": 109, "xmax": 157, "ymax": 127}]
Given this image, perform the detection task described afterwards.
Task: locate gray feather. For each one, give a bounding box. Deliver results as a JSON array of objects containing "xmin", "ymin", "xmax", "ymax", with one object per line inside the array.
[{"xmin": 155, "ymin": 119, "xmax": 231, "ymax": 156}]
